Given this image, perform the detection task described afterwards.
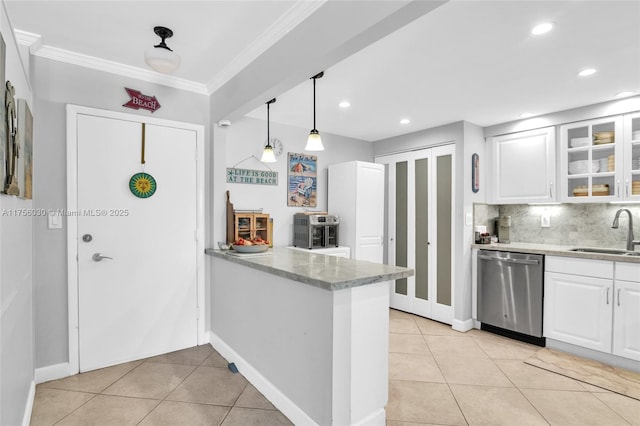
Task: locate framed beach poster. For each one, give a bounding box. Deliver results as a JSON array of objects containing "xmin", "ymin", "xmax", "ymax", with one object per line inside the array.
[
  {"xmin": 18, "ymin": 99, "xmax": 33, "ymax": 199},
  {"xmin": 287, "ymin": 152, "xmax": 317, "ymax": 207},
  {"xmin": 0, "ymin": 33, "xmax": 6, "ymax": 190}
]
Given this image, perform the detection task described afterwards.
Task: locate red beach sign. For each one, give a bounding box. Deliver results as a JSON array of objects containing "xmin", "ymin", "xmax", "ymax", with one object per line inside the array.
[{"xmin": 123, "ymin": 88, "xmax": 161, "ymax": 113}]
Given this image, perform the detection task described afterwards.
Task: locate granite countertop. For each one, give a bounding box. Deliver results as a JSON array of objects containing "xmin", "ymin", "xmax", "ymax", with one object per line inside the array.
[
  {"xmin": 205, "ymin": 247, "xmax": 414, "ymax": 291},
  {"xmin": 472, "ymin": 242, "xmax": 640, "ymax": 264}
]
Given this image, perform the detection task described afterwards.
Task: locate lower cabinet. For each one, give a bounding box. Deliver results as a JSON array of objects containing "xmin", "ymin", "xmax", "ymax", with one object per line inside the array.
[
  {"xmin": 612, "ymin": 263, "xmax": 640, "ymax": 361},
  {"xmin": 544, "ymin": 256, "xmax": 640, "ymax": 361}
]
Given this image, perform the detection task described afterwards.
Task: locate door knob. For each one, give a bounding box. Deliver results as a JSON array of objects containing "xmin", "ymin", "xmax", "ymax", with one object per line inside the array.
[{"xmin": 92, "ymin": 253, "xmax": 113, "ymax": 262}]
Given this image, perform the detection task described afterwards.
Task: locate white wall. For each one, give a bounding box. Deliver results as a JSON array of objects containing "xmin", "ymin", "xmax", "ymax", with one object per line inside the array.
[
  {"xmin": 31, "ymin": 56, "xmax": 210, "ymax": 370},
  {"xmin": 0, "ymin": 1, "xmax": 35, "ymax": 424},
  {"xmin": 459, "ymin": 122, "xmax": 485, "ymax": 324},
  {"xmin": 218, "ymin": 116, "xmax": 373, "ymax": 247}
]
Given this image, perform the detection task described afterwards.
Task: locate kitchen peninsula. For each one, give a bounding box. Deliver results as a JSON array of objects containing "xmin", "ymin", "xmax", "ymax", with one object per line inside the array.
[{"xmin": 205, "ymin": 247, "xmax": 413, "ymax": 426}]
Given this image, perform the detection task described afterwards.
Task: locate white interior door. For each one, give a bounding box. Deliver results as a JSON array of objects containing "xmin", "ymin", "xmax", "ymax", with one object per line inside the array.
[
  {"xmin": 376, "ymin": 145, "xmax": 454, "ymax": 324},
  {"xmin": 75, "ymin": 112, "xmax": 199, "ymax": 372}
]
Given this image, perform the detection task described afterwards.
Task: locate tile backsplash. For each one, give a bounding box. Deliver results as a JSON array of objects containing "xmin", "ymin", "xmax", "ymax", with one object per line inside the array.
[{"xmin": 474, "ymin": 203, "xmax": 640, "ymax": 249}]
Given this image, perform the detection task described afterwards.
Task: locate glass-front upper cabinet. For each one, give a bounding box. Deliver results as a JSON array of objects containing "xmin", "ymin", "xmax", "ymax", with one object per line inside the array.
[
  {"xmin": 623, "ymin": 112, "xmax": 640, "ymax": 200},
  {"xmin": 560, "ymin": 116, "xmax": 624, "ymax": 202}
]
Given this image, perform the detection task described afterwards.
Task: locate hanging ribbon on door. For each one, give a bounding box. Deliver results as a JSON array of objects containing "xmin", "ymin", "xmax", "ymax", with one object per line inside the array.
[{"xmin": 129, "ymin": 122, "xmax": 157, "ymax": 198}]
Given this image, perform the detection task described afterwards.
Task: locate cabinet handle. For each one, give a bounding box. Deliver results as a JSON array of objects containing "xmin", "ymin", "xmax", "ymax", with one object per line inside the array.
[
  {"xmin": 617, "ymin": 288, "xmax": 621, "ymax": 306},
  {"xmin": 549, "ymin": 182, "xmax": 553, "ymax": 198},
  {"xmin": 606, "ymin": 288, "xmax": 610, "ymax": 305},
  {"xmin": 626, "ymin": 180, "xmax": 630, "ymax": 198}
]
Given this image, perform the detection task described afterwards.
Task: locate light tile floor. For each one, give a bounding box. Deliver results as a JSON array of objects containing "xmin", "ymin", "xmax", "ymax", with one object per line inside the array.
[
  {"xmin": 30, "ymin": 345, "xmax": 292, "ymax": 426},
  {"xmin": 387, "ymin": 308, "xmax": 640, "ymax": 426},
  {"xmin": 30, "ymin": 309, "xmax": 640, "ymax": 425}
]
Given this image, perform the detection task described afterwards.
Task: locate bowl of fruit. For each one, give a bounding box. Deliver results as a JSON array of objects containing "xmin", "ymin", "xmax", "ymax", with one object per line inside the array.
[{"xmin": 231, "ymin": 237, "xmax": 270, "ymax": 253}]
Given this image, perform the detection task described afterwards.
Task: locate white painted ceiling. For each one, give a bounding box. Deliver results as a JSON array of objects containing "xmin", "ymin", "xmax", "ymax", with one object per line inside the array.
[
  {"xmin": 5, "ymin": 0, "xmax": 640, "ymax": 142},
  {"xmin": 249, "ymin": 0, "xmax": 640, "ymax": 141}
]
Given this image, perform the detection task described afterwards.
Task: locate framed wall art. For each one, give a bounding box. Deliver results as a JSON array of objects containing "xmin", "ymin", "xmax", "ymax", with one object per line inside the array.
[
  {"xmin": 0, "ymin": 33, "xmax": 6, "ymax": 190},
  {"xmin": 18, "ymin": 99, "xmax": 32, "ymax": 199},
  {"xmin": 472, "ymin": 152, "xmax": 479, "ymax": 193},
  {"xmin": 287, "ymin": 152, "xmax": 317, "ymax": 207}
]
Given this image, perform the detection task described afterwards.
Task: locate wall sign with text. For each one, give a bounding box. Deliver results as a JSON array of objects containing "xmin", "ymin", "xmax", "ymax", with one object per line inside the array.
[
  {"xmin": 122, "ymin": 88, "xmax": 161, "ymax": 113},
  {"xmin": 226, "ymin": 168, "xmax": 278, "ymax": 185}
]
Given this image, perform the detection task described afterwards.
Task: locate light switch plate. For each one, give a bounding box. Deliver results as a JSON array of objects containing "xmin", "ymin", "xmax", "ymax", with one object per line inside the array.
[
  {"xmin": 465, "ymin": 212, "xmax": 473, "ymax": 226},
  {"xmin": 541, "ymin": 213, "xmax": 550, "ymax": 228},
  {"xmin": 48, "ymin": 212, "xmax": 62, "ymax": 229}
]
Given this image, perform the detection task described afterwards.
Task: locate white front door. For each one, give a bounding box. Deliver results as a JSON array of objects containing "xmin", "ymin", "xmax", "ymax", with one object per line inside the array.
[
  {"xmin": 71, "ymin": 108, "xmax": 202, "ymax": 372},
  {"xmin": 376, "ymin": 145, "xmax": 454, "ymax": 324}
]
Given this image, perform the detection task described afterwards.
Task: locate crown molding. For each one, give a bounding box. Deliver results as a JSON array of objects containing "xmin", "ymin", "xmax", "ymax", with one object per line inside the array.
[
  {"xmin": 13, "ymin": 0, "xmax": 324, "ymax": 97},
  {"xmin": 14, "ymin": 30, "xmax": 208, "ymax": 95},
  {"xmin": 14, "ymin": 29, "xmax": 42, "ymax": 53},
  {"xmin": 206, "ymin": 0, "xmax": 326, "ymax": 94}
]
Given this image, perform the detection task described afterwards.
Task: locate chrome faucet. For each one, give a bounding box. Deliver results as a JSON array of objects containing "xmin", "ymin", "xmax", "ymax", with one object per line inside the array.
[{"xmin": 611, "ymin": 208, "xmax": 640, "ymax": 251}]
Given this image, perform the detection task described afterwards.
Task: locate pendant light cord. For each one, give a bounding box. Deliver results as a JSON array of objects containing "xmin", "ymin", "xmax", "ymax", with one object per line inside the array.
[
  {"xmin": 310, "ymin": 72, "xmax": 323, "ymax": 132},
  {"xmin": 265, "ymin": 98, "xmax": 276, "ymax": 148}
]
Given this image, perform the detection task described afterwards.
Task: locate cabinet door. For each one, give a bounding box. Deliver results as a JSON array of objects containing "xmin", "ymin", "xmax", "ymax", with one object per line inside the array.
[
  {"xmin": 253, "ymin": 214, "xmax": 270, "ymax": 240},
  {"xmin": 613, "ymin": 279, "xmax": 640, "ymax": 361},
  {"xmin": 560, "ymin": 116, "xmax": 624, "ymax": 202},
  {"xmin": 544, "ymin": 272, "xmax": 613, "ymax": 352},
  {"xmin": 235, "ymin": 214, "xmax": 252, "ymax": 241},
  {"xmin": 622, "ymin": 112, "xmax": 640, "ymax": 200},
  {"xmin": 488, "ymin": 127, "xmax": 555, "ymax": 204}
]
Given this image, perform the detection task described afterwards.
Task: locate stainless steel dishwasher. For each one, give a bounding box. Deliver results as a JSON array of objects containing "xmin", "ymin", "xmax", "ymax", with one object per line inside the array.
[{"xmin": 477, "ymin": 250, "xmax": 545, "ymax": 346}]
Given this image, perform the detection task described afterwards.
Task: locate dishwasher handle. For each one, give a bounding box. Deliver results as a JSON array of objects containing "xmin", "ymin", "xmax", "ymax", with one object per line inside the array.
[{"xmin": 477, "ymin": 254, "xmax": 540, "ymax": 265}]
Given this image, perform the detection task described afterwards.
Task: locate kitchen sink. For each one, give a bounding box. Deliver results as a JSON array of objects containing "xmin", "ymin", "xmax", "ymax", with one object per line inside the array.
[{"xmin": 569, "ymin": 247, "xmax": 640, "ymax": 256}]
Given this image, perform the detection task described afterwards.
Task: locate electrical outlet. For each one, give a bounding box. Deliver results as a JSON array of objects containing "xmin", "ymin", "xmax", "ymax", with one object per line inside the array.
[{"xmin": 541, "ymin": 213, "xmax": 551, "ymax": 228}]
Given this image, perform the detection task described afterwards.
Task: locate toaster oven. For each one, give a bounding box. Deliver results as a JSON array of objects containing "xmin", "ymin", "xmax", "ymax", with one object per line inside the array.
[{"xmin": 293, "ymin": 213, "xmax": 339, "ymax": 249}]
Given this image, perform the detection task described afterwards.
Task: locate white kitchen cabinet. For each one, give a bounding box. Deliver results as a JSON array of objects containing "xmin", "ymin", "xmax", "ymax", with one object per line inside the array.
[
  {"xmin": 328, "ymin": 161, "xmax": 384, "ymax": 263},
  {"xmin": 544, "ymin": 270, "xmax": 613, "ymax": 353},
  {"xmin": 487, "ymin": 126, "xmax": 556, "ymax": 204},
  {"xmin": 622, "ymin": 112, "xmax": 640, "ymax": 200},
  {"xmin": 560, "ymin": 116, "xmax": 624, "ymax": 202},
  {"xmin": 613, "ymin": 263, "xmax": 640, "ymax": 361},
  {"xmin": 545, "ymin": 256, "xmax": 640, "ymax": 361}
]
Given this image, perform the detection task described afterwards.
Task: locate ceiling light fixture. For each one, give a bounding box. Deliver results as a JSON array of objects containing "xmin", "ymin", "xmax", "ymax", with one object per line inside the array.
[
  {"xmin": 260, "ymin": 98, "xmax": 277, "ymax": 163},
  {"xmin": 305, "ymin": 72, "xmax": 325, "ymax": 151},
  {"xmin": 578, "ymin": 68, "xmax": 597, "ymax": 77},
  {"xmin": 339, "ymin": 101, "xmax": 351, "ymax": 108},
  {"xmin": 616, "ymin": 91, "xmax": 636, "ymax": 98},
  {"xmin": 400, "ymin": 118, "xmax": 410, "ymax": 124},
  {"xmin": 144, "ymin": 26, "xmax": 180, "ymax": 74},
  {"xmin": 531, "ymin": 22, "xmax": 553, "ymax": 35}
]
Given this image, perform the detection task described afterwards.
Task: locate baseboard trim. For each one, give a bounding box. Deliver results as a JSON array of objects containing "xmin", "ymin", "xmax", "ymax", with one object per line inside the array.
[
  {"xmin": 35, "ymin": 362, "xmax": 70, "ymax": 384},
  {"xmin": 21, "ymin": 381, "xmax": 35, "ymax": 426},
  {"xmin": 210, "ymin": 332, "xmax": 318, "ymax": 426},
  {"xmin": 353, "ymin": 407, "xmax": 385, "ymax": 426},
  {"xmin": 451, "ymin": 318, "xmax": 474, "ymax": 332}
]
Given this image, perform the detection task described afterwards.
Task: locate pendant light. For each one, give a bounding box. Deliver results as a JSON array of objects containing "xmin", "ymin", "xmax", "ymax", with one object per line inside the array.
[
  {"xmin": 144, "ymin": 26, "xmax": 180, "ymax": 74},
  {"xmin": 305, "ymin": 71, "xmax": 325, "ymax": 151},
  {"xmin": 260, "ymin": 98, "xmax": 277, "ymax": 163}
]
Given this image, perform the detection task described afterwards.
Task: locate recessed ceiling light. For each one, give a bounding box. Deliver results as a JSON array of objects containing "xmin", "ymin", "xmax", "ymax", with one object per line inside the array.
[
  {"xmin": 519, "ymin": 112, "xmax": 534, "ymax": 118},
  {"xmin": 531, "ymin": 22, "xmax": 553, "ymax": 35},
  {"xmin": 578, "ymin": 68, "xmax": 597, "ymax": 77},
  {"xmin": 616, "ymin": 91, "xmax": 635, "ymax": 98},
  {"xmin": 338, "ymin": 101, "xmax": 351, "ymax": 108},
  {"xmin": 400, "ymin": 118, "xmax": 410, "ymax": 125}
]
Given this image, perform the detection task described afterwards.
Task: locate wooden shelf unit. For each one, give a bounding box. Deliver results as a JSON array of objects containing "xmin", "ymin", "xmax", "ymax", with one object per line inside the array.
[{"xmin": 233, "ymin": 212, "xmax": 271, "ymax": 245}]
